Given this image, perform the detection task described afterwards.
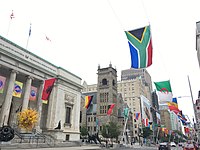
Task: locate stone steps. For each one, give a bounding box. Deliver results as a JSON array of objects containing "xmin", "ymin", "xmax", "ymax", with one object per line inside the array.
[{"xmin": 0, "ymin": 141, "xmax": 81, "ymax": 149}]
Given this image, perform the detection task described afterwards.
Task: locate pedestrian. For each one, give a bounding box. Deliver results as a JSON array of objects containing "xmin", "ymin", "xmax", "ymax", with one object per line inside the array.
[{"xmin": 105, "ymin": 140, "xmax": 108, "ymax": 148}]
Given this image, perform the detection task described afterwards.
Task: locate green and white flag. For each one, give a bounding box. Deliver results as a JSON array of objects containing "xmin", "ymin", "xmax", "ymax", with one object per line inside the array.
[
  {"xmin": 123, "ymin": 107, "xmax": 129, "ymax": 119},
  {"xmin": 154, "ymin": 80, "xmax": 173, "ymax": 103}
]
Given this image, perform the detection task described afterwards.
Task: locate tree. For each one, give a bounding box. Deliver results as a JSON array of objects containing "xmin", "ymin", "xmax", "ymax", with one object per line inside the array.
[
  {"xmin": 80, "ymin": 125, "xmax": 88, "ymax": 138},
  {"xmin": 142, "ymin": 127, "xmax": 153, "ymax": 138},
  {"xmin": 101, "ymin": 121, "xmax": 121, "ymax": 140}
]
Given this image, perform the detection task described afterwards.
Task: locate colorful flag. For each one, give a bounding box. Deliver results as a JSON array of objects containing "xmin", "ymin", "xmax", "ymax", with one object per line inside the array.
[
  {"xmin": 42, "ymin": 78, "xmax": 56, "ymax": 104},
  {"xmin": 123, "ymin": 107, "xmax": 129, "ymax": 118},
  {"xmin": 142, "ymin": 118, "xmax": 149, "ymax": 127},
  {"xmin": 29, "ymin": 24, "xmax": 32, "ymax": 37},
  {"xmin": 13, "ymin": 81, "xmax": 23, "ymax": 98},
  {"xmin": 172, "ymin": 97, "xmax": 178, "ymax": 104},
  {"xmin": 29, "ymin": 86, "xmax": 37, "ymax": 101},
  {"xmin": 0, "ymin": 76, "xmax": 6, "ymax": 93},
  {"xmin": 10, "ymin": 10, "xmax": 14, "ymax": 19},
  {"xmin": 177, "ymin": 111, "xmax": 187, "ymax": 121},
  {"xmin": 167, "ymin": 102, "xmax": 178, "ymax": 108},
  {"xmin": 85, "ymin": 95, "xmax": 93, "ymax": 109},
  {"xmin": 184, "ymin": 127, "xmax": 190, "ymax": 133},
  {"xmin": 125, "ymin": 25, "xmax": 153, "ymax": 69},
  {"xmin": 168, "ymin": 105, "xmax": 180, "ymax": 114},
  {"xmin": 107, "ymin": 104, "xmax": 115, "ymax": 115},
  {"xmin": 134, "ymin": 112, "xmax": 140, "ymax": 120},
  {"xmin": 154, "ymin": 80, "xmax": 173, "ymax": 102}
]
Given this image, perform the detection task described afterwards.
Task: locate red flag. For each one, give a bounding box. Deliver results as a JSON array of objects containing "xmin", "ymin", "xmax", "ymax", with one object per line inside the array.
[
  {"xmin": 168, "ymin": 105, "xmax": 180, "ymax": 114},
  {"xmin": 10, "ymin": 10, "xmax": 14, "ymax": 19},
  {"xmin": 107, "ymin": 104, "xmax": 115, "ymax": 115},
  {"xmin": 184, "ymin": 127, "xmax": 190, "ymax": 133},
  {"xmin": 42, "ymin": 78, "xmax": 56, "ymax": 103}
]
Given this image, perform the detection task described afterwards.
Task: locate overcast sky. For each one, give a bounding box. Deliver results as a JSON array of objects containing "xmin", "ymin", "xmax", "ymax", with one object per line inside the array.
[{"xmin": 0, "ymin": 0, "xmax": 200, "ymax": 122}]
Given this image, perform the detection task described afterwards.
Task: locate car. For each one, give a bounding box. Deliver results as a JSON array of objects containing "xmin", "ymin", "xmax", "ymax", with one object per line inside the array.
[
  {"xmin": 158, "ymin": 142, "xmax": 171, "ymax": 150},
  {"xmin": 170, "ymin": 142, "xmax": 176, "ymax": 147},
  {"xmin": 184, "ymin": 141, "xmax": 195, "ymax": 150}
]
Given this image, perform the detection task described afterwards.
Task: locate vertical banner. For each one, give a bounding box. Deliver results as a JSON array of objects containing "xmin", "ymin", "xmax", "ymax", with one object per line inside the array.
[
  {"xmin": 42, "ymin": 78, "xmax": 56, "ymax": 104},
  {"xmin": 29, "ymin": 86, "xmax": 37, "ymax": 101},
  {"xmin": 0, "ymin": 76, "xmax": 6, "ymax": 93},
  {"xmin": 13, "ymin": 81, "xmax": 23, "ymax": 98}
]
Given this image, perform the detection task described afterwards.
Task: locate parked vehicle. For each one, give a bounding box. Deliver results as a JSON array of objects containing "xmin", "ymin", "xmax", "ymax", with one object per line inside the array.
[
  {"xmin": 158, "ymin": 142, "xmax": 171, "ymax": 150},
  {"xmin": 170, "ymin": 142, "xmax": 176, "ymax": 147},
  {"xmin": 184, "ymin": 141, "xmax": 195, "ymax": 150}
]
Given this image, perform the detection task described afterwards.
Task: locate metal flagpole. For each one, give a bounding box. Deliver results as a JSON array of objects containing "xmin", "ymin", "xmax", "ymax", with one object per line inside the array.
[
  {"xmin": 121, "ymin": 108, "xmax": 129, "ymax": 146},
  {"xmin": 26, "ymin": 23, "xmax": 31, "ymax": 49},
  {"xmin": 7, "ymin": 10, "xmax": 14, "ymax": 36},
  {"xmin": 187, "ymin": 75, "xmax": 197, "ymax": 122}
]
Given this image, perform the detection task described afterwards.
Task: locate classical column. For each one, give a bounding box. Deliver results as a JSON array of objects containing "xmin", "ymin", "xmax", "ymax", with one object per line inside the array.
[
  {"xmin": 0, "ymin": 70, "xmax": 17, "ymax": 126},
  {"xmin": 22, "ymin": 76, "xmax": 33, "ymax": 110},
  {"xmin": 46, "ymin": 82, "xmax": 58, "ymax": 129},
  {"xmin": 36, "ymin": 81, "xmax": 44, "ymax": 131}
]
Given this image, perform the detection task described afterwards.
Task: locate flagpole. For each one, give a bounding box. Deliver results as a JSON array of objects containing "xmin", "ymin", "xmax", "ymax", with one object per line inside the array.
[
  {"xmin": 26, "ymin": 23, "xmax": 31, "ymax": 49},
  {"xmin": 187, "ymin": 75, "xmax": 197, "ymax": 123},
  {"xmin": 7, "ymin": 10, "xmax": 14, "ymax": 37},
  {"xmin": 6, "ymin": 19, "xmax": 12, "ymax": 37}
]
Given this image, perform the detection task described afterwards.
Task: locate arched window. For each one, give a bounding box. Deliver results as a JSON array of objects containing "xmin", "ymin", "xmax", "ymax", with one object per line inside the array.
[{"xmin": 102, "ymin": 78, "xmax": 107, "ymax": 85}]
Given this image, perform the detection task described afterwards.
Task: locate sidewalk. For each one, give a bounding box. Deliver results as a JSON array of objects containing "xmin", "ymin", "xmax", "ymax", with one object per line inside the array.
[{"xmin": 1, "ymin": 145, "xmax": 102, "ymax": 150}]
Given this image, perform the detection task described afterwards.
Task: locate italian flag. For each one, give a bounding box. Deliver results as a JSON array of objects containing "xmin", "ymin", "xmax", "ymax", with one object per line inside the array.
[{"xmin": 154, "ymin": 80, "xmax": 173, "ymax": 103}]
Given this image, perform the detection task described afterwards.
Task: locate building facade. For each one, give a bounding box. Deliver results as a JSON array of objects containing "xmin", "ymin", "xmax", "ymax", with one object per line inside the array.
[
  {"xmin": 196, "ymin": 21, "xmax": 200, "ymax": 67},
  {"xmin": 96, "ymin": 64, "xmax": 118, "ymax": 123},
  {"xmin": 121, "ymin": 68, "xmax": 153, "ymax": 92},
  {"xmin": 118, "ymin": 77, "xmax": 150, "ymax": 141},
  {"xmin": 80, "ymin": 64, "xmax": 133, "ymax": 141},
  {"xmin": 195, "ymin": 98, "xmax": 200, "ymax": 141},
  {"xmin": 160, "ymin": 110, "xmax": 171, "ymax": 130},
  {"xmin": 0, "ymin": 35, "xmax": 82, "ymax": 141}
]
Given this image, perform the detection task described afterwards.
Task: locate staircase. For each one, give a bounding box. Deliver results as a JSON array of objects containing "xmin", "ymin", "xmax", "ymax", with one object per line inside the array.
[
  {"xmin": 0, "ymin": 124, "xmax": 55, "ymax": 149},
  {"xmin": 0, "ymin": 124, "xmax": 81, "ymax": 149}
]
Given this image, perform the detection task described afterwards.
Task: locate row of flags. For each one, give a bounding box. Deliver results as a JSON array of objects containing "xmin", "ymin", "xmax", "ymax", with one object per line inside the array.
[
  {"xmin": 7, "ymin": 10, "xmax": 51, "ymax": 42},
  {"xmin": 84, "ymin": 95, "xmax": 116, "ymax": 115},
  {"xmin": 84, "ymin": 95, "xmax": 143, "ymax": 121},
  {"xmin": 154, "ymin": 80, "xmax": 188, "ymax": 126},
  {"xmin": 0, "ymin": 75, "xmax": 56, "ymax": 104}
]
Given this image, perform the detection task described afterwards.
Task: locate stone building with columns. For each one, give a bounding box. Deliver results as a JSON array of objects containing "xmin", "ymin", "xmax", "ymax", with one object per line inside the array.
[{"xmin": 0, "ymin": 35, "xmax": 82, "ymax": 141}]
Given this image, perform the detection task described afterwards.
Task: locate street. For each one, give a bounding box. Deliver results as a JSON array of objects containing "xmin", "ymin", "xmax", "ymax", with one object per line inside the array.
[{"xmin": 1, "ymin": 143, "xmax": 185, "ymax": 150}]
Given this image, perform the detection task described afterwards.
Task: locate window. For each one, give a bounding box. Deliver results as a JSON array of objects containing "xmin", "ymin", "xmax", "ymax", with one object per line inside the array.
[
  {"xmin": 112, "ymin": 79, "xmax": 115, "ymax": 86},
  {"xmin": 66, "ymin": 135, "xmax": 70, "ymax": 141},
  {"xmin": 100, "ymin": 126, "xmax": 102, "ymax": 131},
  {"xmin": 80, "ymin": 111, "xmax": 82, "ymax": 123},
  {"xmin": 102, "ymin": 78, "xmax": 107, "ymax": 85},
  {"xmin": 65, "ymin": 107, "xmax": 71, "ymax": 124}
]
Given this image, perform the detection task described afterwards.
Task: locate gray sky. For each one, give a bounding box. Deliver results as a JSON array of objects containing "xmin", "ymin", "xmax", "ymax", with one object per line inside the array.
[{"xmin": 0, "ymin": 0, "xmax": 200, "ymax": 122}]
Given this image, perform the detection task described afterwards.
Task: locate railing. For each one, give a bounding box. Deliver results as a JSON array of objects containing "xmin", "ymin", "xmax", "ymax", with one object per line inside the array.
[{"xmin": 11, "ymin": 124, "xmax": 55, "ymax": 147}]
